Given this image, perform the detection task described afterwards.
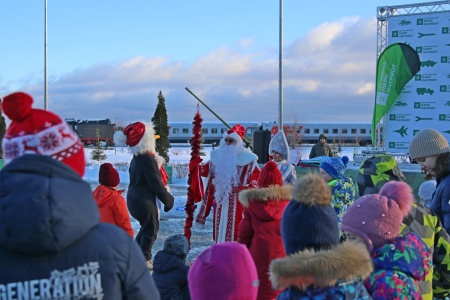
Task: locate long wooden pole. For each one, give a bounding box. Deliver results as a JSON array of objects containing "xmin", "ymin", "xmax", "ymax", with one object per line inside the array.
[{"xmin": 185, "ymin": 87, "xmax": 252, "ymax": 145}]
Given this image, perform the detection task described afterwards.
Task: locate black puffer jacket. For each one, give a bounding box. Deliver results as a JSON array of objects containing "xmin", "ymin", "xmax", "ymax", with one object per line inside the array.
[
  {"xmin": 0, "ymin": 155, "xmax": 160, "ymax": 299},
  {"xmin": 152, "ymin": 250, "xmax": 190, "ymax": 300}
]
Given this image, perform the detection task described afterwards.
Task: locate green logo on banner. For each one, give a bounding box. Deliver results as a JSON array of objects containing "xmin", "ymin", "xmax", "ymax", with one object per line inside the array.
[
  {"xmin": 416, "ymin": 47, "xmax": 423, "ymax": 53},
  {"xmin": 389, "ymin": 142, "xmax": 395, "ymax": 148},
  {"xmin": 417, "ymin": 19, "xmax": 423, "ymax": 25},
  {"xmin": 439, "ymin": 114, "xmax": 450, "ymax": 121},
  {"xmin": 400, "ymin": 20, "xmax": 411, "ymax": 25},
  {"xmin": 416, "ymin": 87, "xmax": 434, "ymax": 95},
  {"xmin": 421, "ymin": 60, "xmax": 437, "ymax": 67},
  {"xmin": 392, "ymin": 31, "xmax": 399, "ymax": 37},
  {"xmin": 442, "ymin": 57, "xmax": 448, "ymax": 63},
  {"xmin": 413, "ymin": 130, "xmax": 421, "ymax": 135},
  {"xmin": 414, "ymin": 102, "xmax": 420, "ymax": 108},
  {"xmin": 415, "ymin": 75, "xmax": 421, "ymax": 81},
  {"xmin": 441, "ymin": 86, "xmax": 448, "ymax": 92},
  {"xmin": 443, "ymin": 27, "xmax": 449, "ymax": 34},
  {"xmin": 394, "ymin": 125, "xmax": 408, "ymax": 137}
]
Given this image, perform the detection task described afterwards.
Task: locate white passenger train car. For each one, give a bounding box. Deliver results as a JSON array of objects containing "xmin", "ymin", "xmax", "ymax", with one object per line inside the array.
[
  {"xmin": 168, "ymin": 121, "xmax": 372, "ymax": 145},
  {"xmin": 168, "ymin": 122, "xmax": 259, "ymax": 144},
  {"xmin": 260, "ymin": 122, "xmax": 372, "ymax": 145}
]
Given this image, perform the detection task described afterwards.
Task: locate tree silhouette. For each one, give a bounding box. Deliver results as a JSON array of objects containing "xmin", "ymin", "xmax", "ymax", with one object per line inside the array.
[{"xmin": 152, "ymin": 91, "xmax": 170, "ymax": 164}]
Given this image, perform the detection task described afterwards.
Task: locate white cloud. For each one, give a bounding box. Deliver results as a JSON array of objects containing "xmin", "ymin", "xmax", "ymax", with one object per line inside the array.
[{"xmin": 4, "ymin": 16, "xmax": 378, "ymax": 125}]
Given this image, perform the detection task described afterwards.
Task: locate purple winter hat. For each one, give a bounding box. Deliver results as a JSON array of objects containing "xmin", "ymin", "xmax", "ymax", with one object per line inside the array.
[{"xmin": 341, "ymin": 181, "xmax": 413, "ymax": 252}]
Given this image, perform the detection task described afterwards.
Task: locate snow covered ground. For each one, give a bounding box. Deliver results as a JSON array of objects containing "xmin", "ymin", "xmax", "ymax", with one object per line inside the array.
[{"xmin": 83, "ymin": 144, "xmax": 358, "ymax": 261}]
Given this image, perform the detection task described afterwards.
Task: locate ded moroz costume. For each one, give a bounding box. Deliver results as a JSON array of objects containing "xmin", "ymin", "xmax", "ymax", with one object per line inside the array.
[{"xmin": 195, "ymin": 124, "xmax": 260, "ymax": 242}]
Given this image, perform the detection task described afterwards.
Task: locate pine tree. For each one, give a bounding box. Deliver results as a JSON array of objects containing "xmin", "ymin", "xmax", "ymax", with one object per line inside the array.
[
  {"xmin": 0, "ymin": 113, "xmax": 6, "ymax": 158},
  {"xmin": 91, "ymin": 128, "xmax": 106, "ymax": 161},
  {"xmin": 152, "ymin": 91, "xmax": 170, "ymax": 164}
]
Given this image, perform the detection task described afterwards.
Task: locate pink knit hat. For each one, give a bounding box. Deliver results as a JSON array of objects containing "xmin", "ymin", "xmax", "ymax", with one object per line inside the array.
[
  {"xmin": 188, "ymin": 242, "xmax": 259, "ymax": 300},
  {"xmin": 341, "ymin": 181, "xmax": 413, "ymax": 252}
]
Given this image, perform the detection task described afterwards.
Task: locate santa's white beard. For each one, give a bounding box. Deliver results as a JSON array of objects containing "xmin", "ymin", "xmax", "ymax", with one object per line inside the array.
[{"xmin": 212, "ymin": 143, "xmax": 243, "ymax": 204}]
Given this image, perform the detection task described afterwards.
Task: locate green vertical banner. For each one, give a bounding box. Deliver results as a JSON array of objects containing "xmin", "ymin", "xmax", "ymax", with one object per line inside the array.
[{"xmin": 371, "ymin": 43, "xmax": 420, "ymax": 145}]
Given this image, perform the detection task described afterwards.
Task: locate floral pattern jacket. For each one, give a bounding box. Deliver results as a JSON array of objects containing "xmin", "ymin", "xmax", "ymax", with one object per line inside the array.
[
  {"xmin": 364, "ymin": 232, "xmax": 432, "ymax": 300},
  {"xmin": 330, "ymin": 177, "xmax": 356, "ymax": 224}
]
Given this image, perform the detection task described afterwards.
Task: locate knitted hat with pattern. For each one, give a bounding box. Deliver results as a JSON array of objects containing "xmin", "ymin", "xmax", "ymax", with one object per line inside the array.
[
  {"xmin": 1, "ymin": 92, "xmax": 85, "ymax": 177},
  {"xmin": 281, "ymin": 173, "xmax": 340, "ymax": 254},
  {"xmin": 409, "ymin": 128, "xmax": 449, "ymax": 160},
  {"xmin": 341, "ymin": 181, "xmax": 413, "ymax": 252}
]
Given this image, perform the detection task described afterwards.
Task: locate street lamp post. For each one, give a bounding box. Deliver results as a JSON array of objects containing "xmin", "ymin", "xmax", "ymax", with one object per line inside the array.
[
  {"xmin": 44, "ymin": 0, "xmax": 48, "ymax": 110},
  {"xmin": 278, "ymin": 0, "xmax": 283, "ymax": 130}
]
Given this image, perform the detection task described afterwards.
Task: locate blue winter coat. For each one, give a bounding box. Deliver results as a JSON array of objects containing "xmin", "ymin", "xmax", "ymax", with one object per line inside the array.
[
  {"xmin": 430, "ymin": 157, "xmax": 450, "ymax": 233},
  {"xmin": 0, "ymin": 155, "xmax": 160, "ymax": 299},
  {"xmin": 152, "ymin": 250, "xmax": 190, "ymax": 300}
]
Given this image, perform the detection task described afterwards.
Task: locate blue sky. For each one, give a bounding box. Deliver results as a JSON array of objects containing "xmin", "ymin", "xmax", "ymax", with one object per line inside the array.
[{"xmin": 1, "ymin": 0, "xmax": 428, "ymax": 126}]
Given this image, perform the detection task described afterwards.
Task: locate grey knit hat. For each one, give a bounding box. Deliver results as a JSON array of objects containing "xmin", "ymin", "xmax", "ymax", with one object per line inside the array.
[{"xmin": 409, "ymin": 128, "xmax": 449, "ymax": 160}]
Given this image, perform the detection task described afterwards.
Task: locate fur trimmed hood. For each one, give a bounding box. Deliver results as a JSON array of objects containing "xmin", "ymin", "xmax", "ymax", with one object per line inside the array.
[
  {"xmin": 270, "ymin": 241, "xmax": 373, "ymax": 290},
  {"xmin": 239, "ymin": 185, "xmax": 292, "ymax": 207}
]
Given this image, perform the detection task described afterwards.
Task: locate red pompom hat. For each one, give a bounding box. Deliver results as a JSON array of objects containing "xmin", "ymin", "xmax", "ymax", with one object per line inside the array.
[
  {"xmin": 1, "ymin": 92, "xmax": 85, "ymax": 177},
  {"xmin": 258, "ymin": 161, "xmax": 283, "ymax": 187},
  {"xmin": 99, "ymin": 163, "xmax": 120, "ymax": 187}
]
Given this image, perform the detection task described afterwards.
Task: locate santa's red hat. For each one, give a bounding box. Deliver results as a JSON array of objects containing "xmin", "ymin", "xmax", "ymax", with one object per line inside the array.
[
  {"xmin": 114, "ymin": 121, "xmax": 156, "ymax": 156},
  {"xmin": 224, "ymin": 124, "xmax": 246, "ymax": 144},
  {"xmin": 258, "ymin": 161, "xmax": 283, "ymax": 187},
  {"xmin": 114, "ymin": 122, "xmax": 146, "ymax": 147},
  {"xmin": 1, "ymin": 92, "xmax": 85, "ymax": 176}
]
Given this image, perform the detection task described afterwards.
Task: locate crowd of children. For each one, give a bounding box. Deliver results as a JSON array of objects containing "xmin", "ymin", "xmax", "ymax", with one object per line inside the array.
[{"xmin": 3, "ymin": 91, "xmax": 450, "ymax": 299}]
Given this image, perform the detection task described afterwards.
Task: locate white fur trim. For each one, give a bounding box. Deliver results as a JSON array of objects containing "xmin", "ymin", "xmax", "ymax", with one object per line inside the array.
[
  {"xmin": 210, "ymin": 147, "xmax": 258, "ymax": 167},
  {"xmin": 113, "ymin": 131, "xmax": 127, "ymax": 146},
  {"xmin": 129, "ymin": 122, "xmax": 156, "ymax": 155},
  {"xmin": 223, "ymin": 131, "xmax": 243, "ymax": 144}
]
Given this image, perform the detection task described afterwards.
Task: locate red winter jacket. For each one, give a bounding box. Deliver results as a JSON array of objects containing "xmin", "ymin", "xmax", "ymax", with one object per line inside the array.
[
  {"xmin": 93, "ymin": 185, "xmax": 134, "ymax": 237},
  {"xmin": 238, "ymin": 185, "xmax": 292, "ymax": 300}
]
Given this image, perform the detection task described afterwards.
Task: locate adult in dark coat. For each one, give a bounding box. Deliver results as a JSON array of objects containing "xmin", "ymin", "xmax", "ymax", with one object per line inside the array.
[
  {"xmin": 152, "ymin": 234, "xmax": 191, "ymax": 300},
  {"xmin": 114, "ymin": 121, "xmax": 174, "ymax": 269},
  {"xmin": 0, "ymin": 92, "xmax": 159, "ymax": 299},
  {"xmin": 309, "ymin": 133, "xmax": 334, "ymax": 158}
]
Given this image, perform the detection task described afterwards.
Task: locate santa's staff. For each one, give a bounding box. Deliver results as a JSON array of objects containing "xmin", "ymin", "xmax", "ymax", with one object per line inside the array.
[
  {"xmin": 184, "ymin": 103, "xmax": 204, "ymax": 244},
  {"xmin": 185, "ymin": 87, "xmax": 253, "ymax": 147}
]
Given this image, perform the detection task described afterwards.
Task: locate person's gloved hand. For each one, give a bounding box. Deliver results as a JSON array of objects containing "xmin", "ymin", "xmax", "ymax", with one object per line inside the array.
[{"xmin": 164, "ymin": 201, "xmax": 174, "ymax": 212}]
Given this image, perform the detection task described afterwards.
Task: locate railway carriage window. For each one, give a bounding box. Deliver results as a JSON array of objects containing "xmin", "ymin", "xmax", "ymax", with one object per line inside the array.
[
  {"xmin": 173, "ymin": 128, "xmax": 179, "ymax": 134},
  {"xmin": 333, "ymin": 129, "xmax": 338, "ymax": 134},
  {"xmin": 361, "ymin": 129, "xmax": 366, "ymax": 134},
  {"xmin": 304, "ymin": 128, "xmax": 310, "ymax": 134},
  {"xmin": 182, "ymin": 128, "xmax": 189, "ymax": 134},
  {"xmin": 221, "ymin": 128, "xmax": 227, "ymax": 134},
  {"xmin": 323, "ymin": 129, "xmax": 329, "ymax": 134},
  {"xmin": 296, "ymin": 129, "xmax": 301, "ymax": 134},
  {"xmin": 212, "ymin": 128, "xmax": 218, "ymax": 134},
  {"xmin": 342, "ymin": 129, "xmax": 348, "ymax": 134},
  {"xmin": 351, "ymin": 129, "xmax": 357, "ymax": 134},
  {"xmin": 202, "ymin": 128, "xmax": 208, "ymax": 134},
  {"xmin": 314, "ymin": 129, "xmax": 319, "ymax": 134}
]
